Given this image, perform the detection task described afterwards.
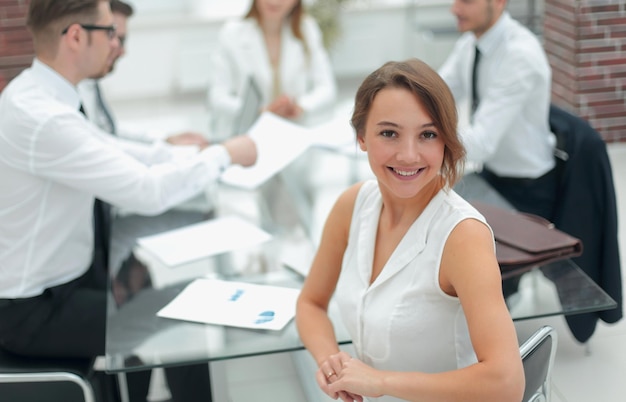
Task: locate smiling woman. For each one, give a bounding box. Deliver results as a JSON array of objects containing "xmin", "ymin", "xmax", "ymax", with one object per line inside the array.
[{"xmin": 295, "ymin": 58, "xmax": 525, "ymax": 402}]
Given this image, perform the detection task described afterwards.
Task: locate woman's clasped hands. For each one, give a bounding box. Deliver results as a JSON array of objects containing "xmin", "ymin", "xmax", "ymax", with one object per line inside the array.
[
  {"xmin": 265, "ymin": 94, "xmax": 302, "ymax": 119},
  {"xmin": 318, "ymin": 351, "xmax": 386, "ymax": 402}
]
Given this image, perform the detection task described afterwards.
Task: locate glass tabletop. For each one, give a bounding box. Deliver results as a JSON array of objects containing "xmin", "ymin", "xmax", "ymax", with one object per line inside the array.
[
  {"xmin": 105, "ymin": 155, "xmax": 339, "ymax": 373},
  {"xmin": 104, "ymin": 148, "xmax": 617, "ymax": 373},
  {"xmin": 505, "ymin": 259, "xmax": 616, "ymax": 320},
  {"xmin": 105, "ymin": 255, "xmax": 616, "ymax": 373}
]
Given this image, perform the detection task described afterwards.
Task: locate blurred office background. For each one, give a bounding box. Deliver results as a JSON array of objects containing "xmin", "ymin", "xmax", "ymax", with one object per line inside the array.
[{"xmin": 1, "ymin": 0, "xmax": 624, "ymax": 401}]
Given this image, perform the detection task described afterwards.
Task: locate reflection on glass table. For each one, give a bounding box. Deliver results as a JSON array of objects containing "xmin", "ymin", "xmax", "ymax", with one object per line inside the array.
[
  {"xmin": 105, "ymin": 170, "xmax": 331, "ymax": 374},
  {"xmin": 107, "ymin": 267, "xmax": 337, "ymax": 372}
]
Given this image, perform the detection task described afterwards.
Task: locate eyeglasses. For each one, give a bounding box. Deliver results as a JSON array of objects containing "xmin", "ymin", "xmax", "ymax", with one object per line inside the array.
[{"xmin": 61, "ymin": 23, "xmax": 117, "ymax": 40}]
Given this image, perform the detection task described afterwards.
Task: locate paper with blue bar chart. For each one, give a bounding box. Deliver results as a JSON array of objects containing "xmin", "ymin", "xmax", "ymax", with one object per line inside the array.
[{"xmin": 156, "ymin": 278, "xmax": 300, "ymax": 331}]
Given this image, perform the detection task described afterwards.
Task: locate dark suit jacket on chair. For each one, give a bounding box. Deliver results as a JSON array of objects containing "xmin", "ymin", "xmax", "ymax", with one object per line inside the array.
[{"xmin": 550, "ymin": 104, "xmax": 623, "ymax": 343}]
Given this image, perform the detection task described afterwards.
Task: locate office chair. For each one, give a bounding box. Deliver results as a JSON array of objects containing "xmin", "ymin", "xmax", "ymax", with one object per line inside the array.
[
  {"xmin": 0, "ymin": 347, "xmax": 96, "ymax": 402},
  {"xmin": 519, "ymin": 325, "xmax": 557, "ymax": 402}
]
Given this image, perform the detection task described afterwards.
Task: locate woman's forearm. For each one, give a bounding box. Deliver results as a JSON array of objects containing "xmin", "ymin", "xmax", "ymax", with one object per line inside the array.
[{"xmin": 296, "ymin": 299, "xmax": 341, "ymax": 366}]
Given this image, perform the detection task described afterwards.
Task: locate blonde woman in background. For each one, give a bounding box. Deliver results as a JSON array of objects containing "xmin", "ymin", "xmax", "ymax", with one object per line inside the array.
[{"xmin": 208, "ymin": 0, "xmax": 337, "ymax": 136}]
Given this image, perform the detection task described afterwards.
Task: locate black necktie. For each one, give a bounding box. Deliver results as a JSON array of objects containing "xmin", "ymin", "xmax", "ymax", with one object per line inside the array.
[
  {"xmin": 95, "ymin": 81, "xmax": 116, "ymax": 135},
  {"xmin": 79, "ymin": 104, "xmax": 111, "ymax": 272},
  {"xmin": 471, "ymin": 46, "xmax": 481, "ymax": 118},
  {"xmin": 92, "ymin": 198, "xmax": 111, "ymax": 273}
]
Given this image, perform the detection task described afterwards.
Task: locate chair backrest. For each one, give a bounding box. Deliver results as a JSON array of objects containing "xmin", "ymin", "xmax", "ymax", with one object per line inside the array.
[
  {"xmin": 0, "ymin": 347, "xmax": 96, "ymax": 402},
  {"xmin": 520, "ymin": 325, "xmax": 557, "ymax": 402}
]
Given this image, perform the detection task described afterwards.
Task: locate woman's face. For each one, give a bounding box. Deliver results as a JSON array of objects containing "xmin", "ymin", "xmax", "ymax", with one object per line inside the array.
[
  {"xmin": 255, "ymin": 0, "xmax": 298, "ymax": 24},
  {"xmin": 358, "ymin": 87, "xmax": 445, "ymax": 200}
]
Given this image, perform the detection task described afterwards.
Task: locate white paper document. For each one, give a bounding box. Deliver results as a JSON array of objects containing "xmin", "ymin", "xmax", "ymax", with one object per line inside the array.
[
  {"xmin": 136, "ymin": 215, "xmax": 272, "ymax": 267},
  {"xmin": 220, "ymin": 112, "xmax": 314, "ymax": 190},
  {"xmin": 157, "ymin": 278, "xmax": 301, "ymax": 331}
]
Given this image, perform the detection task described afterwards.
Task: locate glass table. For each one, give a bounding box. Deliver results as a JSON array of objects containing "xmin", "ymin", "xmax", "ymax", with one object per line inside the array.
[
  {"xmin": 104, "ymin": 256, "xmax": 616, "ymax": 374},
  {"xmin": 104, "ymin": 148, "xmax": 617, "ymax": 380}
]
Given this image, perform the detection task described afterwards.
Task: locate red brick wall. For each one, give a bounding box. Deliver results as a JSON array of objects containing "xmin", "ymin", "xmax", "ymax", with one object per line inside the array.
[
  {"xmin": 0, "ymin": 0, "xmax": 32, "ymax": 93},
  {"xmin": 544, "ymin": 0, "xmax": 626, "ymax": 142}
]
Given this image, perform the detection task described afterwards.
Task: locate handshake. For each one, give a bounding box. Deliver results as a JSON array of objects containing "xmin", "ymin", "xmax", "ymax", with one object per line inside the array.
[{"xmin": 166, "ymin": 131, "xmax": 257, "ymax": 168}]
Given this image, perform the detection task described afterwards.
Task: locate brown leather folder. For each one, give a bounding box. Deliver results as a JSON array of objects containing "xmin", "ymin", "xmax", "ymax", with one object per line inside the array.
[{"xmin": 471, "ymin": 202, "xmax": 583, "ymax": 277}]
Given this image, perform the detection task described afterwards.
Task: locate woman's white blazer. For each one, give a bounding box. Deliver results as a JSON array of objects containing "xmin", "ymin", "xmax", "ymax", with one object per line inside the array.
[{"xmin": 207, "ymin": 15, "xmax": 337, "ymax": 135}]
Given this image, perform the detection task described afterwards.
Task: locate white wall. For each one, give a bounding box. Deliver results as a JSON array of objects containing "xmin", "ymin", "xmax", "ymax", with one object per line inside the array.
[
  {"xmin": 103, "ymin": 0, "xmax": 543, "ymax": 102},
  {"xmin": 102, "ymin": 0, "xmax": 459, "ymax": 102}
]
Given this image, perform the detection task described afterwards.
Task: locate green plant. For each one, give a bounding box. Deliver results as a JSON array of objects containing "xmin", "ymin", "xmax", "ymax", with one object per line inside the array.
[{"xmin": 306, "ymin": 0, "xmax": 352, "ymax": 49}]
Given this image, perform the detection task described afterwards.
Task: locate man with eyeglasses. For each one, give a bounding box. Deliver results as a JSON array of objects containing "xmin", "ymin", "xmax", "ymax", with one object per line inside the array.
[
  {"xmin": 0, "ymin": 1, "xmax": 256, "ymax": 401},
  {"xmin": 78, "ymin": 0, "xmax": 210, "ymax": 149},
  {"xmin": 61, "ymin": 21, "xmax": 117, "ymax": 38}
]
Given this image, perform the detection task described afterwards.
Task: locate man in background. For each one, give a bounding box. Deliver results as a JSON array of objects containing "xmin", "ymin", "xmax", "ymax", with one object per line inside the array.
[{"xmin": 439, "ymin": 0, "xmax": 558, "ymax": 220}]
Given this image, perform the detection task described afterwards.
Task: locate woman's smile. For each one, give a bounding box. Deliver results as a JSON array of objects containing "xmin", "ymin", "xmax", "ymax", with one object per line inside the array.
[{"xmin": 390, "ymin": 167, "xmax": 425, "ymax": 178}]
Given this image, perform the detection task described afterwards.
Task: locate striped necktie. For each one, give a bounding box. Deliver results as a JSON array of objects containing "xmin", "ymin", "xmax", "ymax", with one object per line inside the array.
[{"xmin": 95, "ymin": 81, "xmax": 117, "ymax": 135}]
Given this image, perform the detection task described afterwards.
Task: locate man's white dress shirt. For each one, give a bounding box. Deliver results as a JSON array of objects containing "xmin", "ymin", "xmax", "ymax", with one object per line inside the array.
[
  {"xmin": 77, "ymin": 79, "xmax": 198, "ymax": 148},
  {"xmin": 0, "ymin": 59, "xmax": 231, "ymax": 298},
  {"xmin": 439, "ymin": 12, "xmax": 556, "ymax": 178},
  {"xmin": 77, "ymin": 78, "xmax": 213, "ymax": 214}
]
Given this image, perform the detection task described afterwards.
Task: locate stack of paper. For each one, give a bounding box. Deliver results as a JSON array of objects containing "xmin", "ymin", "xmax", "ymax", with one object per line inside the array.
[{"xmin": 137, "ymin": 215, "xmax": 272, "ymax": 267}]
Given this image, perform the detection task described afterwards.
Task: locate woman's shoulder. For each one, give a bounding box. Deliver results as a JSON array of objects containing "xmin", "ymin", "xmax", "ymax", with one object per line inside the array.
[
  {"xmin": 300, "ymin": 14, "xmax": 323, "ymax": 36},
  {"xmin": 353, "ymin": 179, "xmax": 378, "ymax": 201},
  {"xmin": 336, "ymin": 180, "xmax": 369, "ymax": 208},
  {"xmin": 436, "ymin": 191, "xmax": 493, "ymax": 246},
  {"xmin": 329, "ymin": 181, "xmax": 372, "ymax": 219},
  {"xmin": 440, "ymin": 190, "xmax": 487, "ymax": 222},
  {"xmin": 320, "ymin": 181, "xmax": 365, "ymax": 236},
  {"xmin": 301, "ymin": 14, "xmax": 321, "ymax": 28}
]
